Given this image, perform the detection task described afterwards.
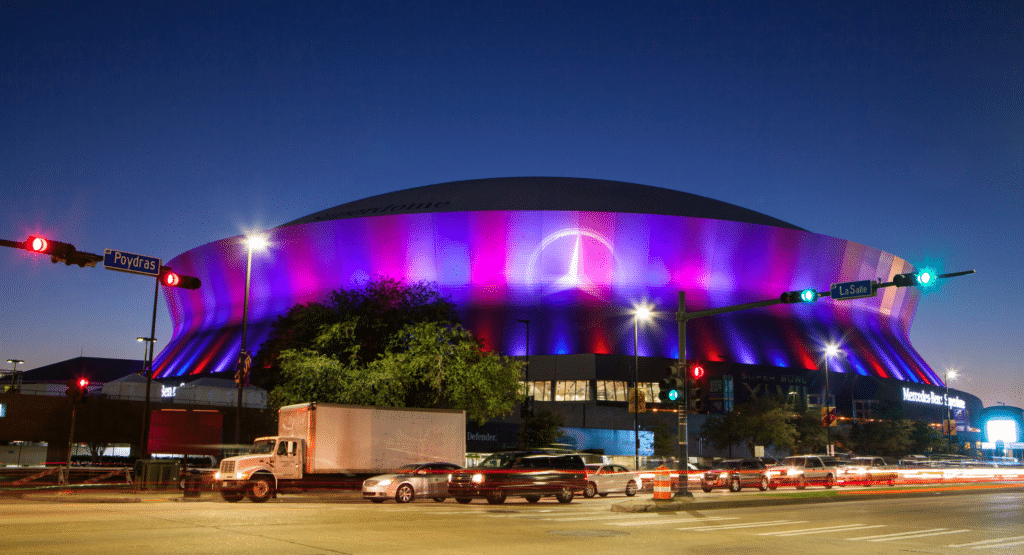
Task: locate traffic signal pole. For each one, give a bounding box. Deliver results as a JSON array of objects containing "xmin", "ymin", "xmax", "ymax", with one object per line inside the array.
[{"xmin": 675, "ymin": 292, "xmax": 783, "ymax": 498}]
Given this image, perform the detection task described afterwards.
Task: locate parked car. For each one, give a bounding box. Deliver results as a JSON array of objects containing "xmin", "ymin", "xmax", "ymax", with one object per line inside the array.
[
  {"xmin": 584, "ymin": 464, "xmax": 639, "ymax": 498},
  {"xmin": 701, "ymin": 459, "xmax": 771, "ymax": 492},
  {"xmin": 768, "ymin": 455, "xmax": 839, "ymax": 489},
  {"xmin": 447, "ymin": 451, "xmax": 587, "ymax": 504},
  {"xmin": 838, "ymin": 457, "xmax": 899, "ymax": 486},
  {"xmin": 362, "ymin": 462, "xmax": 462, "ymax": 503}
]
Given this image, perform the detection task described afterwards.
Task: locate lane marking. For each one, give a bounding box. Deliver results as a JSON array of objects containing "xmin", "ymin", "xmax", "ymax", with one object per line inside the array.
[
  {"xmin": 676, "ymin": 519, "xmax": 807, "ymax": 532},
  {"xmin": 948, "ymin": 535, "xmax": 1024, "ymax": 548},
  {"xmin": 612, "ymin": 516, "xmax": 738, "ymax": 527},
  {"xmin": 759, "ymin": 524, "xmax": 886, "ymax": 536}
]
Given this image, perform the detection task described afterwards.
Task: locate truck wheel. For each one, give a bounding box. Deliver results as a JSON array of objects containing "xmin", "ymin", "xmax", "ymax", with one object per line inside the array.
[
  {"xmin": 759, "ymin": 476, "xmax": 769, "ymax": 491},
  {"xmin": 728, "ymin": 476, "xmax": 742, "ymax": 492},
  {"xmin": 395, "ymin": 484, "xmax": 415, "ymax": 503},
  {"xmin": 220, "ymin": 489, "xmax": 244, "ymax": 502},
  {"xmin": 625, "ymin": 480, "xmax": 637, "ymax": 497},
  {"xmin": 824, "ymin": 474, "xmax": 835, "ymax": 489},
  {"xmin": 584, "ymin": 482, "xmax": 597, "ymax": 498},
  {"xmin": 796, "ymin": 475, "xmax": 807, "ymax": 490},
  {"xmin": 555, "ymin": 487, "xmax": 574, "ymax": 504},
  {"xmin": 701, "ymin": 485, "xmax": 713, "ymax": 493},
  {"xmin": 247, "ymin": 476, "xmax": 274, "ymax": 503},
  {"xmin": 455, "ymin": 497, "xmax": 473, "ymax": 504},
  {"xmin": 524, "ymin": 495, "xmax": 541, "ymax": 503},
  {"xmin": 485, "ymin": 489, "xmax": 506, "ymax": 504}
]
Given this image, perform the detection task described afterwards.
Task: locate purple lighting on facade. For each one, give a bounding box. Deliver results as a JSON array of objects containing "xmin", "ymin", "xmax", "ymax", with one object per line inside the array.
[{"xmin": 152, "ymin": 210, "xmax": 937, "ymax": 386}]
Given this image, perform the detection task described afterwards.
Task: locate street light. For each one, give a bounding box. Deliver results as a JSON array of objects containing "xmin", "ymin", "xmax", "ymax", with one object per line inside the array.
[
  {"xmin": 945, "ymin": 369, "xmax": 958, "ymax": 450},
  {"xmin": 136, "ymin": 337, "xmax": 158, "ymax": 458},
  {"xmin": 236, "ymin": 234, "xmax": 268, "ymax": 446},
  {"xmin": 517, "ymin": 319, "xmax": 531, "ymax": 417},
  {"xmin": 823, "ymin": 344, "xmax": 842, "ymax": 454},
  {"xmin": 6, "ymin": 359, "xmax": 24, "ymax": 392},
  {"xmin": 633, "ymin": 306, "xmax": 652, "ymax": 471}
]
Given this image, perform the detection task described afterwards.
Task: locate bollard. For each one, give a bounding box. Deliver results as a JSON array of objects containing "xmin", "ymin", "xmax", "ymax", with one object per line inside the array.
[{"xmin": 653, "ymin": 464, "xmax": 672, "ymax": 500}]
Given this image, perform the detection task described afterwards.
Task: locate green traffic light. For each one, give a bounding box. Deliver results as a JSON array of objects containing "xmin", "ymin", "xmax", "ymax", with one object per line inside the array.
[
  {"xmin": 799, "ymin": 289, "xmax": 818, "ymax": 302},
  {"xmin": 668, "ymin": 390, "xmax": 679, "ymax": 401}
]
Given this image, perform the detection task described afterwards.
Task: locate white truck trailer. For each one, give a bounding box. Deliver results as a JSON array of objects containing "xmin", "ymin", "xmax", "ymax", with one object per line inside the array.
[{"xmin": 216, "ymin": 403, "xmax": 466, "ymax": 502}]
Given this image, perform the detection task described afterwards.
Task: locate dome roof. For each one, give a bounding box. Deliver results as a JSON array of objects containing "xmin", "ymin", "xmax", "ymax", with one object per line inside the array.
[{"xmin": 281, "ymin": 177, "xmax": 805, "ymax": 231}]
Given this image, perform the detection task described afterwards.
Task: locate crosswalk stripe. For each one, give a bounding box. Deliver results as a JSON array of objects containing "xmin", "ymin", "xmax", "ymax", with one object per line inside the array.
[
  {"xmin": 948, "ymin": 535, "xmax": 1024, "ymax": 548},
  {"xmin": 967, "ymin": 539, "xmax": 1024, "ymax": 550},
  {"xmin": 759, "ymin": 524, "xmax": 886, "ymax": 537},
  {"xmin": 848, "ymin": 528, "xmax": 972, "ymax": 542},
  {"xmin": 677, "ymin": 519, "xmax": 807, "ymax": 532},
  {"xmin": 542, "ymin": 513, "xmax": 667, "ymax": 522},
  {"xmin": 849, "ymin": 528, "xmax": 950, "ymax": 540},
  {"xmin": 613, "ymin": 516, "xmax": 738, "ymax": 527}
]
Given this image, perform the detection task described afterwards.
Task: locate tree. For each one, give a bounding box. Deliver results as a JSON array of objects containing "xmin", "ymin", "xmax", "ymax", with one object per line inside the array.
[
  {"xmin": 254, "ymin": 277, "xmax": 459, "ymax": 391},
  {"xmin": 650, "ymin": 422, "xmax": 676, "ymax": 459},
  {"xmin": 519, "ymin": 409, "xmax": 564, "ymax": 448},
  {"xmin": 268, "ymin": 318, "xmax": 524, "ymax": 424},
  {"xmin": 701, "ymin": 395, "xmax": 797, "ymax": 457}
]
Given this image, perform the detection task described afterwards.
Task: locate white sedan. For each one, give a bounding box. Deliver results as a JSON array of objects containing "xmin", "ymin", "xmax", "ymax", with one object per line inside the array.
[
  {"xmin": 584, "ymin": 464, "xmax": 639, "ymax": 498},
  {"xmin": 362, "ymin": 462, "xmax": 462, "ymax": 503}
]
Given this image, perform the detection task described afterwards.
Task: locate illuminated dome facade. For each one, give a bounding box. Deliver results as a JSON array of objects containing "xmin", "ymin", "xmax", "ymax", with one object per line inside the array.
[{"xmin": 152, "ymin": 177, "xmax": 938, "ymax": 387}]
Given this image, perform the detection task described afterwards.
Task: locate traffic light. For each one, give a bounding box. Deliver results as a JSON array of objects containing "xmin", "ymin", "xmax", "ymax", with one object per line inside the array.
[
  {"xmin": 22, "ymin": 235, "xmax": 101, "ymax": 267},
  {"xmin": 688, "ymin": 363, "xmax": 706, "ymax": 412},
  {"xmin": 780, "ymin": 288, "xmax": 818, "ymax": 303},
  {"xmin": 160, "ymin": 268, "xmax": 202, "ymax": 290},
  {"xmin": 893, "ymin": 271, "xmax": 935, "ymax": 288},
  {"xmin": 658, "ymin": 367, "xmax": 683, "ymax": 405},
  {"xmin": 25, "ymin": 235, "xmax": 75, "ymax": 263},
  {"xmin": 65, "ymin": 377, "xmax": 89, "ymax": 402}
]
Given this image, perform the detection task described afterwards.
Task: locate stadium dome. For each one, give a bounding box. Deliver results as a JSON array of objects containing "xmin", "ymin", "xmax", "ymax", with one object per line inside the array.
[{"xmin": 152, "ymin": 177, "xmax": 938, "ymax": 387}]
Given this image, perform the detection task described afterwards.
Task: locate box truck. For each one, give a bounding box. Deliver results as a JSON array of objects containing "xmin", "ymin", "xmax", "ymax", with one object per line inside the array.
[{"xmin": 216, "ymin": 403, "xmax": 466, "ymax": 502}]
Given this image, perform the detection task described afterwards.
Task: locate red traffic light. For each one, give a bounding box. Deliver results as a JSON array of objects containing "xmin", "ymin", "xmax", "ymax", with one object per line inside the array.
[
  {"xmin": 690, "ymin": 364, "xmax": 705, "ymax": 380},
  {"xmin": 160, "ymin": 268, "xmax": 202, "ymax": 290},
  {"xmin": 27, "ymin": 236, "xmax": 48, "ymax": 252},
  {"xmin": 77, "ymin": 378, "xmax": 90, "ymax": 389}
]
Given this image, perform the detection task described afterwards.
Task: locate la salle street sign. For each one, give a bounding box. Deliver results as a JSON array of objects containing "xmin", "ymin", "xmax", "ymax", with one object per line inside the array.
[{"xmin": 830, "ymin": 279, "xmax": 876, "ymax": 301}]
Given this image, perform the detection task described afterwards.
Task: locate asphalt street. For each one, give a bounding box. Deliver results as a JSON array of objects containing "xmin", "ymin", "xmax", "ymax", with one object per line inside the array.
[{"xmin": 2, "ymin": 483, "xmax": 1022, "ymax": 555}]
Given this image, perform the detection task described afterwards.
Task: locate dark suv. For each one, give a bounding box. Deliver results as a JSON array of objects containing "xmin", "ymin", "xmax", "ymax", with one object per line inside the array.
[{"xmin": 447, "ymin": 451, "xmax": 587, "ymax": 504}]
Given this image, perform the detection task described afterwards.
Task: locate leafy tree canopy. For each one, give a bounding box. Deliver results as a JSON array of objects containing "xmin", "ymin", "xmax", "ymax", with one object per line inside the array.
[
  {"xmin": 253, "ymin": 277, "xmax": 459, "ymax": 390},
  {"xmin": 262, "ymin": 279, "xmax": 523, "ymax": 424}
]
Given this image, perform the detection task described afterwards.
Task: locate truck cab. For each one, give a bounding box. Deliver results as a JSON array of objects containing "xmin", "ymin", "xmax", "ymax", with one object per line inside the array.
[{"xmin": 215, "ymin": 436, "xmax": 304, "ymax": 502}]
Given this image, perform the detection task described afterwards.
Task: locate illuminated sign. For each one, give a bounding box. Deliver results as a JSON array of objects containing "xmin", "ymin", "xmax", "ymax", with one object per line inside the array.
[
  {"xmin": 902, "ymin": 387, "xmax": 966, "ymax": 409},
  {"xmin": 160, "ymin": 385, "xmax": 177, "ymax": 398},
  {"xmin": 985, "ymin": 419, "xmax": 1020, "ymax": 443}
]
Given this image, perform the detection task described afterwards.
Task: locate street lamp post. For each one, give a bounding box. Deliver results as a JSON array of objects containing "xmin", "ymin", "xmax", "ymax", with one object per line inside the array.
[
  {"xmin": 6, "ymin": 359, "xmax": 24, "ymax": 392},
  {"xmin": 517, "ymin": 319, "xmax": 530, "ymax": 415},
  {"xmin": 136, "ymin": 337, "xmax": 157, "ymax": 458},
  {"xmin": 945, "ymin": 369, "xmax": 958, "ymax": 450},
  {"xmin": 236, "ymin": 234, "xmax": 267, "ymax": 447},
  {"xmin": 823, "ymin": 344, "xmax": 841, "ymax": 455},
  {"xmin": 633, "ymin": 306, "xmax": 651, "ymax": 471}
]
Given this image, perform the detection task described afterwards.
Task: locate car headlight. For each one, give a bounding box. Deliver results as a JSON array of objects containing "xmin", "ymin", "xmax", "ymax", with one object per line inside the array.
[
  {"xmin": 471, "ymin": 473, "xmax": 485, "ymax": 484},
  {"xmin": 214, "ymin": 472, "xmax": 222, "ymax": 480},
  {"xmin": 377, "ymin": 479, "xmax": 393, "ymax": 487}
]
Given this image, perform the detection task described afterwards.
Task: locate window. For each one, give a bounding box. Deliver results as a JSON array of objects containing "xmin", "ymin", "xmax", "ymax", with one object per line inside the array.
[
  {"xmin": 555, "ymin": 380, "xmax": 590, "ymax": 401},
  {"xmin": 596, "ymin": 381, "xmax": 628, "ymax": 401},
  {"xmin": 526, "ymin": 381, "xmax": 551, "ymax": 401}
]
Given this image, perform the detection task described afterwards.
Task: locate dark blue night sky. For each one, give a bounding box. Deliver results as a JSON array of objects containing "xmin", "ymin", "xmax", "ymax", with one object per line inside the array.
[{"xmin": 2, "ymin": 1, "xmax": 1020, "ymax": 407}]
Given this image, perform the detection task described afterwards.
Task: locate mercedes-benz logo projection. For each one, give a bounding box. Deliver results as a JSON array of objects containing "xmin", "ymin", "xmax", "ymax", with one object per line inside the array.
[{"xmin": 151, "ymin": 177, "xmax": 938, "ymax": 386}]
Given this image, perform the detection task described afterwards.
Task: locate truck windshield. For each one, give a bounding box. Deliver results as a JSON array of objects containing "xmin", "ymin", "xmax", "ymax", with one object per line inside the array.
[{"xmin": 250, "ymin": 439, "xmax": 276, "ymax": 455}]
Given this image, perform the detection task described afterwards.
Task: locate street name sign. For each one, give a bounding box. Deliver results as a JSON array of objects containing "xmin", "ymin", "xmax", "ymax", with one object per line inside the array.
[
  {"xmin": 830, "ymin": 279, "xmax": 876, "ymax": 301},
  {"xmin": 103, "ymin": 249, "xmax": 161, "ymax": 277}
]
